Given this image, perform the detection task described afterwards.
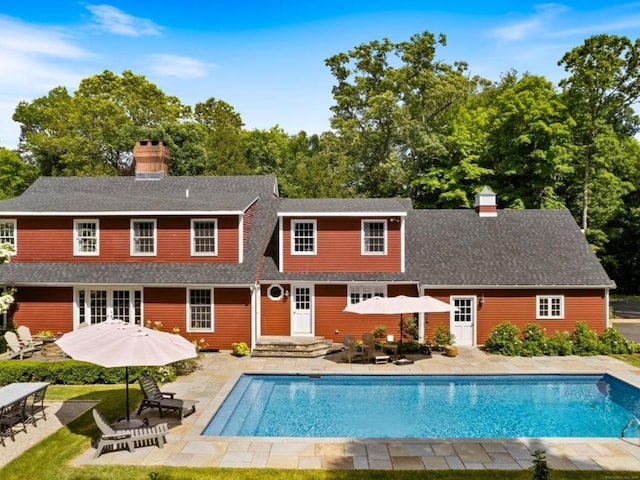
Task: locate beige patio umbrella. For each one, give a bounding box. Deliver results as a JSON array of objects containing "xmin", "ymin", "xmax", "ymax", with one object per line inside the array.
[
  {"xmin": 343, "ymin": 295, "xmax": 457, "ymax": 358},
  {"xmin": 56, "ymin": 319, "xmax": 197, "ymax": 422}
]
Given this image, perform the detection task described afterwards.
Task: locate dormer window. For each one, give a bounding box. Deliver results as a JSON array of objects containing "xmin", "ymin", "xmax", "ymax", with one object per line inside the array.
[
  {"xmin": 362, "ymin": 220, "xmax": 387, "ymax": 255},
  {"xmin": 291, "ymin": 220, "xmax": 316, "ymax": 255}
]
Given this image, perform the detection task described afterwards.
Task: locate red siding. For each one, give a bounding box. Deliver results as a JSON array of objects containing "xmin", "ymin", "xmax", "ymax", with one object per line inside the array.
[
  {"xmin": 11, "ymin": 287, "xmax": 74, "ymax": 334},
  {"xmin": 424, "ymin": 289, "xmax": 607, "ymax": 345},
  {"xmin": 282, "ymin": 217, "xmax": 401, "ymax": 272},
  {"xmin": 261, "ymin": 284, "xmax": 291, "ymax": 335},
  {"xmin": 14, "ymin": 216, "xmax": 239, "ymax": 263}
]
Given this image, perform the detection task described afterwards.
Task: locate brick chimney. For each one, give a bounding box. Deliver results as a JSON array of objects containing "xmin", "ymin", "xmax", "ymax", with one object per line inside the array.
[
  {"xmin": 474, "ymin": 187, "xmax": 497, "ymax": 217},
  {"xmin": 133, "ymin": 140, "xmax": 170, "ymax": 179}
]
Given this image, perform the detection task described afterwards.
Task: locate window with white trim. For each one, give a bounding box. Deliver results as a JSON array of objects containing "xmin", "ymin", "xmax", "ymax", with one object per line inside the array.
[
  {"xmin": 191, "ymin": 219, "xmax": 217, "ymax": 255},
  {"xmin": 291, "ymin": 220, "xmax": 316, "ymax": 255},
  {"xmin": 0, "ymin": 219, "xmax": 16, "ymax": 251},
  {"xmin": 74, "ymin": 219, "xmax": 99, "ymax": 255},
  {"xmin": 188, "ymin": 288, "xmax": 213, "ymax": 332},
  {"xmin": 347, "ymin": 284, "xmax": 386, "ymax": 305},
  {"xmin": 131, "ymin": 219, "xmax": 157, "ymax": 256},
  {"xmin": 537, "ymin": 295, "xmax": 564, "ymax": 319},
  {"xmin": 76, "ymin": 288, "xmax": 143, "ymax": 326},
  {"xmin": 362, "ymin": 220, "xmax": 387, "ymax": 255}
]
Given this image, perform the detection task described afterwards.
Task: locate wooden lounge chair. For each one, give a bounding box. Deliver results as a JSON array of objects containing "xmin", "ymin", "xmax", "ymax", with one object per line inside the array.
[
  {"xmin": 136, "ymin": 375, "xmax": 196, "ymax": 420},
  {"xmin": 362, "ymin": 332, "xmax": 389, "ymax": 364},
  {"xmin": 16, "ymin": 325, "xmax": 43, "ymax": 349},
  {"xmin": 342, "ymin": 334, "xmax": 363, "ymax": 364},
  {"xmin": 3, "ymin": 331, "xmax": 36, "ymax": 359},
  {"xmin": 92, "ymin": 409, "xmax": 168, "ymax": 458}
]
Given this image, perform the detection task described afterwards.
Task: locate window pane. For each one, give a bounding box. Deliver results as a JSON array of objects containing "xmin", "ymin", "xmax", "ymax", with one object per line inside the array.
[
  {"xmin": 133, "ymin": 221, "xmax": 155, "ymax": 253},
  {"xmin": 76, "ymin": 221, "xmax": 97, "ymax": 253},
  {"xmin": 293, "ymin": 222, "xmax": 315, "ymax": 253},
  {"xmin": 0, "ymin": 221, "xmax": 15, "ymax": 246},
  {"xmin": 348, "ymin": 285, "xmax": 385, "ymax": 304},
  {"xmin": 190, "ymin": 289, "xmax": 212, "ymax": 330},
  {"xmin": 364, "ymin": 221, "xmax": 385, "ymax": 253},
  {"xmin": 193, "ymin": 221, "xmax": 216, "ymax": 253}
]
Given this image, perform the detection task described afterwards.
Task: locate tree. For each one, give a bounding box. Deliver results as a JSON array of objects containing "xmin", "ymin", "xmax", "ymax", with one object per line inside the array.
[
  {"xmin": 558, "ymin": 34, "xmax": 640, "ymax": 231},
  {"xmin": 325, "ymin": 31, "xmax": 479, "ymax": 201},
  {"xmin": 13, "ymin": 70, "xmax": 190, "ymax": 176},
  {"xmin": 0, "ymin": 147, "xmax": 38, "ymax": 199}
]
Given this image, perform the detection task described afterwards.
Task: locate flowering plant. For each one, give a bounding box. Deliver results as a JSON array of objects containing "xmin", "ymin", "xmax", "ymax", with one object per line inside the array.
[{"xmin": 0, "ymin": 243, "xmax": 15, "ymax": 314}]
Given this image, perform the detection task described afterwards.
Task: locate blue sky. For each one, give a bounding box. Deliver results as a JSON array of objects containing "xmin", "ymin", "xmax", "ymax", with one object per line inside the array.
[{"xmin": 2, "ymin": 1, "xmax": 640, "ymax": 149}]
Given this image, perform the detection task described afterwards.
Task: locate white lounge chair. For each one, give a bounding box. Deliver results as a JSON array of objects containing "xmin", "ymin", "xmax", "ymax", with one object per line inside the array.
[
  {"xmin": 92, "ymin": 409, "xmax": 169, "ymax": 458},
  {"xmin": 3, "ymin": 331, "xmax": 36, "ymax": 359},
  {"xmin": 16, "ymin": 325, "xmax": 43, "ymax": 349}
]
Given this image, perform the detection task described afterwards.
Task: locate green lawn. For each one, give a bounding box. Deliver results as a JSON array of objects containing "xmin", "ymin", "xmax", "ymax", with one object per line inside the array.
[{"xmin": 1, "ymin": 385, "xmax": 639, "ymax": 479}]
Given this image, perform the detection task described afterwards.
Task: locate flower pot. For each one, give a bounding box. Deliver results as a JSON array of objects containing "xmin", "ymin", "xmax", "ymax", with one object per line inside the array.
[{"xmin": 444, "ymin": 345, "xmax": 458, "ymax": 357}]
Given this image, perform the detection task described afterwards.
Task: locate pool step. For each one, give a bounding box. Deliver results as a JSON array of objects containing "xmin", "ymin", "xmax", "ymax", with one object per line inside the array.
[{"xmin": 252, "ymin": 336, "xmax": 340, "ymax": 358}]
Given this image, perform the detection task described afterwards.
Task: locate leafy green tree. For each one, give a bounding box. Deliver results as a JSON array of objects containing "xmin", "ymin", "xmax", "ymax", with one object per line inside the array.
[
  {"xmin": 325, "ymin": 31, "xmax": 479, "ymax": 201},
  {"xmin": 0, "ymin": 147, "xmax": 38, "ymax": 199},
  {"xmin": 558, "ymin": 34, "xmax": 640, "ymax": 231},
  {"xmin": 13, "ymin": 70, "xmax": 189, "ymax": 176}
]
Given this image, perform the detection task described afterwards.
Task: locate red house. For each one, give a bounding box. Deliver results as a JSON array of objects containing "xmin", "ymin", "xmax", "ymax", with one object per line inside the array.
[{"xmin": 0, "ymin": 141, "xmax": 614, "ymax": 351}]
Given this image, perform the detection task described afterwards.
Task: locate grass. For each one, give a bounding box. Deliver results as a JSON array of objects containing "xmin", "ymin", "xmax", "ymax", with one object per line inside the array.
[{"xmin": 1, "ymin": 387, "xmax": 639, "ymax": 480}]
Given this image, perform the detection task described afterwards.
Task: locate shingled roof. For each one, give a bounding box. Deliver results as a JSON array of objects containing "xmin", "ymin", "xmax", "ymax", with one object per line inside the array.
[
  {"xmin": 0, "ymin": 176, "xmax": 278, "ymax": 214},
  {"xmin": 278, "ymin": 198, "xmax": 411, "ymax": 215},
  {"xmin": 406, "ymin": 209, "xmax": 613, "ymax": 287}
]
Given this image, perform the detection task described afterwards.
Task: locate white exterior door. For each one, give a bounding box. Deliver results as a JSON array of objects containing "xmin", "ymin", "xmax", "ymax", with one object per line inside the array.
[
  {"xmin": 291, "ymin": 285, "xmax": 313, "ymax": 336},
  {"xmin": 450, "ymin": 296, "xmax": 476, "ymax": 346}
]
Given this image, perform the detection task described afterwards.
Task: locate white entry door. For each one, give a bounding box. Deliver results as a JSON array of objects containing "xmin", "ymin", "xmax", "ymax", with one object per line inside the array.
[
  {"xmin": 291, "ymin": 285, "xmax": 313, "ymax": 336},
  {"xmin": 450, "ymin": 296, "xmax": 476, "ymax": 346}
]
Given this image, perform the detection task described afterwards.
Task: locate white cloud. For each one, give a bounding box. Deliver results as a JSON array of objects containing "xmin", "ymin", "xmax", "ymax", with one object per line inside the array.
[
  {"xmin": 0, "ymin": 15, "xmax": 89, "ymax": 58},
  {"xmin": 87, "ymin": 4, "xmax": 162, "ymax": 37},
  {"xmin": 147, "ymin": 54, "xmax": 214, "ymax": 79},
  {"xmin": 489, "ymin": 3, "xmax": 569, "ymax": 41}
]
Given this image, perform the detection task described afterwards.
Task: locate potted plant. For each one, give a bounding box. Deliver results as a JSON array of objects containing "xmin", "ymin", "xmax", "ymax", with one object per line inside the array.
[
  {"xmin": 231, "ymin": 342, "xmax": 250, "ymax": 357},
  {"xmin": 432, "ymin": 326, "xmax": 455, "ymax": 353}
]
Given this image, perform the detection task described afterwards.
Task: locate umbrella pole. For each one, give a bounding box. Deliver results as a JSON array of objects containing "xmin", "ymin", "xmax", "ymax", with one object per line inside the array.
[
  {"xmin": 398, "ymin": 314, "xmax": 403, "ymax": 358},
  {"xmin": 125, "ymin": 366, "xmax": 130, "ymax": 422}
]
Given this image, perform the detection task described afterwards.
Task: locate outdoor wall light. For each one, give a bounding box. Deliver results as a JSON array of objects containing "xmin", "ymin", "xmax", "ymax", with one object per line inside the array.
[{"xmin": 479, "ymin": 293, "xmax": 485, "ymax": 305}]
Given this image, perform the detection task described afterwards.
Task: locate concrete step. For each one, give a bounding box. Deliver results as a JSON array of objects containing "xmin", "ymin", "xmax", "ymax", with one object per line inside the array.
[{"xmin": 251, "ymin": 336, "xmax": 340, "ymax": 358}]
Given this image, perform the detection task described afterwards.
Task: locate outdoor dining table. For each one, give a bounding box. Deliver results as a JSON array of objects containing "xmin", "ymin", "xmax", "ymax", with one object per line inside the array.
[{"xmin": 0, "ymin": 382, "xmax": 49, "ymax": 409}]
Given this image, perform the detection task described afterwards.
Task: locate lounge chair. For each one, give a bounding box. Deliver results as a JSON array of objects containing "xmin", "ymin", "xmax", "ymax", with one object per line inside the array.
[
  {"xmin": 136, "ymin": 375, "xmax": 196, "ymax": 420},
  {"xmin": 0, "ymin": 397, "xmax": 27, "ymax": 446},
  {"xmin": 3, "ymin": 331, "xmax": 36, "ymax": 359},
  {"xmin": 16, "ymin": 325, "xmax": 43, "ymax": 349},
  {"xmin": 362, "ymin": 332, "xmax": 389, "ymax": 364},
  {"xmin": 92, "ymin": 409, "xmax": 168, "ymax": 458},
  {"xmin": 342, "ymin": 334, "xmax": 363, "ymax": 364}
]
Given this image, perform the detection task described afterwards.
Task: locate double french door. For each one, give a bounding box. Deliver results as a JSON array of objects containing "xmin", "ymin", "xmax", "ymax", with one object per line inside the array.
[{"xmin": 76, "ymin": 288, "xmax": 142, "ymax": 327}]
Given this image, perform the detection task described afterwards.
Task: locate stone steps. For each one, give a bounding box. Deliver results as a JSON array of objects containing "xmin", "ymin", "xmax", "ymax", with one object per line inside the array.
[{"xmin": 251, "ymin": 336, "xmax": 340, "ymax": 358}]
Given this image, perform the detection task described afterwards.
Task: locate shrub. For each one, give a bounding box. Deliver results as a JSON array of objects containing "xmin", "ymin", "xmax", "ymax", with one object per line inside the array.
[
  {"xmin": 530, "ymin": 449, "xmax": 552, "ymax": 480},
  {"xmin": 231, "ymin": 342, "xmax": 250, "ymax": 356},
  {"xmin": 432, "ymin": 326, "xmax": 455, "ymax": 351},
  {"xmin": 598, "ymin": 327, "xmax": 631, "ymax": 354},
  {"xmin": 520, "ymin": 323, "xmax": 547, "ymax": 357},
  {"xmin": 372, "ymin": 325, "xmax": 387, "ymax": 339},
  {"xmin": 484, "ymin": 321, "xmax": 521, "ymax": 356},
  {"xmin": 545, "ymin": 331, "xmax": 573, "ymax": 356},
  {"xmin": 571, "ymin": 321, "xmax": 600, "ymax": 355}
]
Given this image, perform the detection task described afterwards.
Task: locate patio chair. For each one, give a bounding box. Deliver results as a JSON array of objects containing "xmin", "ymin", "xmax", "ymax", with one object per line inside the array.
[
  {"xmin": 0, "ymin": 397, "xmax": 28, "ymax": 446},
  {"xmin": 342, "ymin": 334, "xmax": 363, "ymax": 364},
  {"xmin": 16, "ymin": 325, "xmax": 43, "ymax": 349},
  {"xmin": 362, "ymin": 332, "xmax": 388, "ymax": 364},
  {"xmin": 136, "ymin": 375, "xmax": 196, "ymax": 420},
  {"xmin": 92, "ymin": 409, "xmax": 168, "ymax": 458},
  {"xmin": 25, "ymin": 384, "xmax": 48, "ymax": 427},
  {"xmin": 3, "ymin": 331, "xmax": 36, "ymax": 359}
]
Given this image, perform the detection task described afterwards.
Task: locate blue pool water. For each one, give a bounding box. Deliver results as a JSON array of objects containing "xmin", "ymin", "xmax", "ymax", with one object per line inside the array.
[{"xmin": 202, "ymin": 374, "xmax": 640, "ymax": 438}]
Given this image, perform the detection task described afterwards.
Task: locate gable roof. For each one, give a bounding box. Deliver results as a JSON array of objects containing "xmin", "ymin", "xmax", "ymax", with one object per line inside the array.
[
  {"xmin": 0, "ymin": 176, "xmax": 278, "ymax": 215},
  {"xmin": 406, "ymin": 209, "xmax": 613, "ymax": 287}
]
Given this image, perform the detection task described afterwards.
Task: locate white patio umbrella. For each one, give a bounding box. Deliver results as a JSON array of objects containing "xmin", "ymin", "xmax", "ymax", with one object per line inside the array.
[
  {"xmin": 343, "ymin": 295, "xmax": 457, "ymax": 356},
  {"xmin": 55, "ymin": 319, "xmax": 197, "ymax": 422}
]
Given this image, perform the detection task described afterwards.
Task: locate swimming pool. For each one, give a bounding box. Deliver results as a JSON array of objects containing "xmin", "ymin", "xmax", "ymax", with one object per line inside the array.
[{"xmin": 203, "ymin": 373, "xmax": 640, "ymax": 438}]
